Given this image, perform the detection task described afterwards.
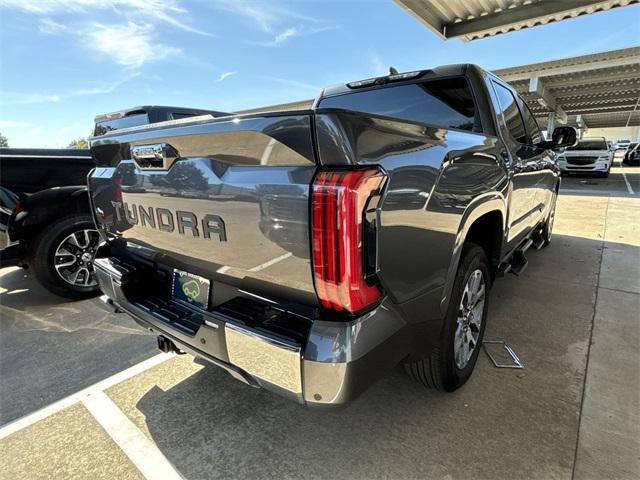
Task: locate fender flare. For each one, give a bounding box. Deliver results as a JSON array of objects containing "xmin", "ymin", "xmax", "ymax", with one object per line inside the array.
[
  {"xmin": 439, "ymin": 192, "xmax": 507, "ymax": 317},
  {"xmin": 8, "ymin": 185, "xmax": 92, "ymax": 243}
]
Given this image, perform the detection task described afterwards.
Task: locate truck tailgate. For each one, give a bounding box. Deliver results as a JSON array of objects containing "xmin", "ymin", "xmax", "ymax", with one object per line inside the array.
[{"xmin": 89, "ymin": 113, "xmax": 317, "ymax": 304}]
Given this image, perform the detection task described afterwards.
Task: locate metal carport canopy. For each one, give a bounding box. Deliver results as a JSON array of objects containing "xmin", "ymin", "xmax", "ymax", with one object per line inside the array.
[
  {"xmin": 493, "ymin": 46, "xmax": 640, "ymax": 129},
  {"xmin": 238, "ymin": 47, "xmax": 640, "ymax": 129},
  {"xmin": 394, "ymin": 0, "xmax": 638, "ymax": 41}
]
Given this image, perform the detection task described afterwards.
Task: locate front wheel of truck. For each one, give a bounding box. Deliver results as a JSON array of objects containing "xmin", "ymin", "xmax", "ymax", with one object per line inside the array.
[
  {"xmin": 28, "ymin": 214, "xmax": 101, "ymax": 300},
  {"xmin": 405, "ymin": 243, "xmax": 490, "ymax": 391}
]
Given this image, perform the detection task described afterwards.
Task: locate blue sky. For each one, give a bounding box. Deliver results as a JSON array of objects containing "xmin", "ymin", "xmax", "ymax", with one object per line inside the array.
[{"xmin": 0, "ymin": 0, "xmax": 638, "ymax": 147}]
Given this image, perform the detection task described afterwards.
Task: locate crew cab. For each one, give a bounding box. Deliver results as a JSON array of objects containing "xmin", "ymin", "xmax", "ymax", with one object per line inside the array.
[
  {"xmin": 557, "ymin": 137, "xmax": 613, "ymax": 177},
  {"xmin": 88, "ymin": 65, "xmax": 576, "ymax": 407}
]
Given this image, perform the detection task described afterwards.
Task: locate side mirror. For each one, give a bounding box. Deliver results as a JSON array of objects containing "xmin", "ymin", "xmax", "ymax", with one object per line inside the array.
[
  {"xmin": 538, "ymin": 126, "xmax": 578, "ymax": 150},
  {"xmin": 550, "ymin": 126, "xmax": 578, "ymax": 149}
]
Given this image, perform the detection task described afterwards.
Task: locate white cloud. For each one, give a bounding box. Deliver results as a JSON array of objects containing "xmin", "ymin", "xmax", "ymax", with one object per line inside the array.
[
  {"xmin": 0, "ymin": 0, "xmax": 212, "ymax": 36},
  {"xmin": 216, "ymin": 71, "xmax": 237, "ymax": 82},
  {"xmin": 252, "ymin": 25, "xmax": 336, "ymax": 47},
  {"xmin": 38, "ymin": 18, "xmax": 67, "ymax": 35},
  {"xmin": 211, "ymin": 1, "xmax": 297, "ymax": 33},
  {"xmin": 86, "ymin": 22, "xmax": 181, "ymax": 68},
  {"xmin": 0, "ymin": 120, "xmax": 33, "ymax": 129},
  {"xmin": 211, "ymin": 1, "xmax": 334, "ymax": 46}
]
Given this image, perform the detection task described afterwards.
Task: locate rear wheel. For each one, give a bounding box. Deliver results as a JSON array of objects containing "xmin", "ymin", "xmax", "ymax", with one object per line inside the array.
[
  {"xmin": 28, "ymin": 215, "xmax": 101, "ymax": 299},
  {"xmin": 405, "ymin": 243, "xmax": 490, "ymax": 391}
]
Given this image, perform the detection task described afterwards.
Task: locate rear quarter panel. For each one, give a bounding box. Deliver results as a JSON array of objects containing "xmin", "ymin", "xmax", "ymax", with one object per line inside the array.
[{"xmin": 315, "ymin": 111, "xmax": 507, "ymax": 320}]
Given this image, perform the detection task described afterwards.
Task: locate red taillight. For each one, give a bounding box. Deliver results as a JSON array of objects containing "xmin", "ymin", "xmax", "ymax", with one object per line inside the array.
[
  {"xmin": 312, "ymin": 168, "xmax": 386, "ymax": 314},
  {"xmin": 14, "ymin": 202, "xmax": 24, "ymax": 214}
]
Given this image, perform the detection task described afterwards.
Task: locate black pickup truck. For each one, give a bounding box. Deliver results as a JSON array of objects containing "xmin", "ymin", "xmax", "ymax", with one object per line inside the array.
[
  {"xmin": 1, "ymin": 106, "xmax": 228, "ymax": 299},
  {"xmin": 89, "ymin": 65, "xmax": 576, "ymax": 407}
]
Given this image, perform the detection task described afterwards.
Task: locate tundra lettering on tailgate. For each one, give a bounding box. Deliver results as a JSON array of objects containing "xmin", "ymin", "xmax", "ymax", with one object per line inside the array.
[{"xmin": 110, "ymin": 201, "xmax": 227, "ymax": 241}]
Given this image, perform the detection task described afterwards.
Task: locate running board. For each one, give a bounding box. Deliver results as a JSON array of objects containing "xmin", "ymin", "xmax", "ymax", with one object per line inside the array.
[
  {"xmin": 532, "ymin": 228, "xmax": 546, "ymax": 250},
  {"xmin": 498, "ymin": 238, "xmax": 534, "ymax": 277}
]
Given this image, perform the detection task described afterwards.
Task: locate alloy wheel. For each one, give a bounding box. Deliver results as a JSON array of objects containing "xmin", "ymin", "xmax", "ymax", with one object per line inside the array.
[
  {"xmin": 54, "ymin": 229, "xmax": 100, "ymax": 287},
  {"xmin": 454, "ymin": 269, "xmax": 485, "ymax": 369}
]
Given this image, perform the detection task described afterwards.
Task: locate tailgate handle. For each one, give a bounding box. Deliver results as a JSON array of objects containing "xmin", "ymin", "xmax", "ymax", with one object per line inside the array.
[{"xmin": 131, "ymin": 143, "xmax": 179, "ymax": 170}]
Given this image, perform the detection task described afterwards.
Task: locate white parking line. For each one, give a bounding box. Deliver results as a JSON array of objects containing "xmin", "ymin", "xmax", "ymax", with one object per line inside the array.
[
  {"xmin": 621, "ymin": 170, "xmax": 635, "ymax": 195},
  {"xmin": 0, "ymin": 353, "xmax": 172, "ymax": 440},
  {"xmin": 560, "ymin": 188, "xmax": 612, "ymax": 195},
  {"xmin": 82, "ymin": 391, "xmax": 183, "ymax": 480},
  {"xmin": 248, "ymin": 252, "xmax": 292, "ymax": 272}
]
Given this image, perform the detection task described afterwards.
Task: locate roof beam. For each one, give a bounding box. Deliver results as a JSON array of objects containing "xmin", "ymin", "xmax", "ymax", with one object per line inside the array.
[
  {"xmin": 575, "ymin": 115, "xmax": 588, "ymax": 129},
  {"xmin": 542, "ymin": 68, "xmax": 640, "ymax": 88},
  {"xmin": 497, "ymin": 58, "xmax": 640, "ymax": 82},
  {"xmin": 561, "ymin": 94, "xmax": 640, "ymax": 107},
  {"xmin": 555, "ymin": 82, "xmax": 640, "ymax": 98},
  {"xmin": 528, "ymin": 76, "xmax": 567, "ymax": 123},
  {"xmin": 445, "ymin": 0, "xmax": 614, "ymax": 38},
  {"xmin": 529, "ymin": 76, "xmax": 556, "ymax": 110},
  {"xmin": 563, "ymin": 104, "xmax": 640, "ymax": 115}
]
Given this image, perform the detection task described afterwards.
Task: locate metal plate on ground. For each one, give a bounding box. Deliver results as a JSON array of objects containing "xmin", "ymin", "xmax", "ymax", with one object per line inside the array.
[
  {"xmin": 225, "ymin": 324, "xmax": 302, "ymax": 394},
  {"xmin": 483, "ymin": 340, "xmax": 524, "ymax": 369}
]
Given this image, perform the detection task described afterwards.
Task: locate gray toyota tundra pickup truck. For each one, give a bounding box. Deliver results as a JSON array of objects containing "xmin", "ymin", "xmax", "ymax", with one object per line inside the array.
[{"xmin": 88, "ymin": 64, "xmax": 576, "ymax": 407}]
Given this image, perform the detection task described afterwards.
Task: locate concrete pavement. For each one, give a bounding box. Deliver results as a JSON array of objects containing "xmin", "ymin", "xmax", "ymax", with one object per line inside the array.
[{"xmin": 0, "ymin": 165, "xmax": 638, "ymax": 479}]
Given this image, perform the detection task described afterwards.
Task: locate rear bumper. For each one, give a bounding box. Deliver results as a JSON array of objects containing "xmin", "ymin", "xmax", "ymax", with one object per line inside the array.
[{"xmin": 93, "ymin": 253, "xmax": 408, "ymax": 408}]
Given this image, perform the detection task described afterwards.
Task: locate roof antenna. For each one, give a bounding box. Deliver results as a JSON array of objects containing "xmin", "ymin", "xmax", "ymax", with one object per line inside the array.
[{"xmin": 389, "ymin": 66, "xmax": 398, "ymax": 75}]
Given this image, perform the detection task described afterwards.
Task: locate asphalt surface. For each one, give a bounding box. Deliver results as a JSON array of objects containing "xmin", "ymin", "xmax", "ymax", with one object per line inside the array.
[
  {"xmin": 0, "ymin": 269, "xmax": 158, "ymax": 425},
  {"xmin": 0, "ymin": 160, "xmax": 638, "ymax": 479}
]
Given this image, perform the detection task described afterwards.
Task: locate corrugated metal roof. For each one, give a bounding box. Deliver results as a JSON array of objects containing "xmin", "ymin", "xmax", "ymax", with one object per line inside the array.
[
  {"xmin": 495, "ymin": 47, "xmax": 640, "ymax": 128},
  {"xmin": 394, "ymin": 0, "xmax": 639, "ymax": 41}
]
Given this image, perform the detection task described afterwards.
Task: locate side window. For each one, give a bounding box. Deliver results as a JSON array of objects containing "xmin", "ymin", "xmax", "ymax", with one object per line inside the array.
[
  {"xmin": 519, "ymin": 98, "xmax": 543, "ymax": 144},
  {"xmin": 319, "ymin": 77, "xmax": 480, "ymax": 132},
  {"xmin": 492, "ymin": 82, "xmax": 526, "ymax": 144}
]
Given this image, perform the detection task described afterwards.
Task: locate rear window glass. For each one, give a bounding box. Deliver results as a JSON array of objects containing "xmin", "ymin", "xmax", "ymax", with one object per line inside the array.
[
  {"xmin": 568, "ymin": 140, "xmax": 608, "ymax": 151},
  {"xmin": 319, "ymin": 77, "xmax": 479, "ymax": 132},
  {"xmin": 94, "ymin": 113, "xmax": 149, "ymax": 135}
]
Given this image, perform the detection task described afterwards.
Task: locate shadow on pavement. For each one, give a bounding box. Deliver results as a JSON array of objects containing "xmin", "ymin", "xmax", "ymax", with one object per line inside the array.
[
  {"xmin": 0, "ymin": 267, "xmax": 158, "ymax": 425},
  {"xmin": 128, "ymin": 232, "xmax": 637, "ymax": 479},
  {"xmin": 0, "ymin": 267, "xmax": 69, "ymax": 309}
]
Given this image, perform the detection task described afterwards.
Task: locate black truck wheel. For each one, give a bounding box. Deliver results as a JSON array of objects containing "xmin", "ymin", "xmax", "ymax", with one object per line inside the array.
[
  {"xmin": 28, "ymin": 214, "xmax": 101, "ymax": 300},
  {"xmin": 405, "ymin": 243, "xmax": 490, "ymax": 391}
]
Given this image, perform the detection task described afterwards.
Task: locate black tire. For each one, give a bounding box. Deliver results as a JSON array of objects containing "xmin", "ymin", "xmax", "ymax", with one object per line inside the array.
[
  {"xmin": 28, "ymin": 214, "xmax": 101, "ymax": 300},
  {"xmin": 405, "ymin": 243, "xmax": 490, "ymax": 391}
]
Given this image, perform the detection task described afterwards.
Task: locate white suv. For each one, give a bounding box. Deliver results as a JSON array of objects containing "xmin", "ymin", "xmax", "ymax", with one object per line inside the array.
[
  {"xmin": 558, "ymin": 137, "xmax": 613, "ymax": 177},
  {"xmin": 616, "ymin": 140, "xmax": 631, "ymax": 151}
]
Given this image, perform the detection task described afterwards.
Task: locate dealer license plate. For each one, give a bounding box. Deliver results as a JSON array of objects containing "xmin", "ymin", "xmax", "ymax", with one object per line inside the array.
[{"xmin": 172, "ymin": 269, "xmax": 210, "ymax": 309}]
